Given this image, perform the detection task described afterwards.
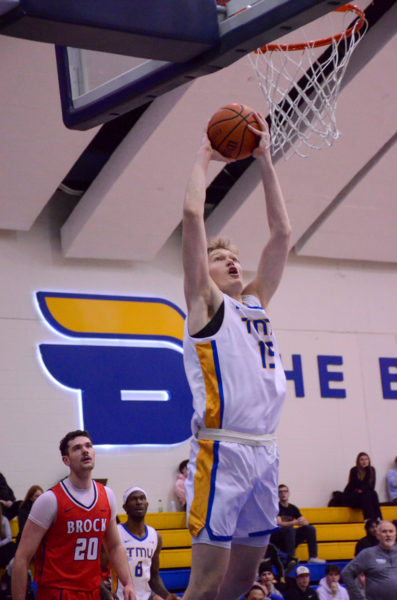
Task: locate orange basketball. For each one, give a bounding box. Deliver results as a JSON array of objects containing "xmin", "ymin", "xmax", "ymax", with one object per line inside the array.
[{"xmin": 207, "ymin": 103, "xmax": 260, "ymax": 160}]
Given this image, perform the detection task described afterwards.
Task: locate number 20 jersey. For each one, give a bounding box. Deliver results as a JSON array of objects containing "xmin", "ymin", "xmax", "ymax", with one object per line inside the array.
[
  {"xmin": 34, "ymin": 480, "xmax": 111, "ymax": 590},
  {"xmin": 183, "ymin": 293, "xmax": 287, "ymax": 436}
]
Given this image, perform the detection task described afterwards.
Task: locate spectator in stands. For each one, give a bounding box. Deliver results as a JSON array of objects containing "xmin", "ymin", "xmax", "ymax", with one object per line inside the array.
[
  {"xmin": 316, "ymin": 564, "xmax": 349, "ymax": 600},
  {"xmin": 283, "ymin": 566, "xmax": 319, "ymax": 600},
  {"xmin": 342, "ymin": 520, "xmax": 397, "ymax": 600},
  {"xmin": 343, "ymin": 452, "xmax": 382, "ymax": 521},
  {"xmin": 245, "ymin": 582, "xmax": 281, "ymax": 600},
  {"xmin": 0, "ymin": 473, "xmax": 20, "ymax": 521},
  {"xmin": 174, "ymin": 459, "xmax": 188, "ymax": 510},
  {"xmin": 0, "ymin": 503, "xmax": 16, "ymax": 569},
  {"xmin": 354, "ymin": 517, "xmax": 378, "ymax": 555},
  {"xmin": 258, "ymin": 565, "xmax": 284, "ymax": 598},
  {"xmin": 386, "ymin": 456, "xmax": 397, "ymax": 504},
  {"xmin": 260, "ymin": 544, "xmax": 286, "ymax": 585},
  {"xmin": 16, "ymin": 485, "xmax": 43, "ymax": 544},
  {"xmin": 244, "ymin": 584, "xmax": 267, "ymax": 599},
  {"xmin": 270, "ymin": 484, "xmax": 325, "ymax": 566}
]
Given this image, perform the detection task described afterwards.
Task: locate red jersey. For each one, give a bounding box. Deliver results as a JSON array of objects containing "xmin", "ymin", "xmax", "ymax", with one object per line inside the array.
[{"xmin": 34, "ymin": 480, "xmax": 111, "ymax": 591}]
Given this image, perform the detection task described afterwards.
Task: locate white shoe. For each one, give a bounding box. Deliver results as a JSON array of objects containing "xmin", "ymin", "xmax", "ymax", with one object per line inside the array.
[{"xmin": 308, "ymin": 557, "xmax": 326, "ymax": 564}]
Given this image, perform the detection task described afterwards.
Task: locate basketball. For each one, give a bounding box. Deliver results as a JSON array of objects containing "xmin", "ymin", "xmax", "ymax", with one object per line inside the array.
[{"xmin": 207, "ymin": 103, "xmax": 260, "ymax": 160}]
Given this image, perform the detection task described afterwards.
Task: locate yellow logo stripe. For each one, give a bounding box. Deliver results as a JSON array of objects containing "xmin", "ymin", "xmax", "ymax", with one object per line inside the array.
[{"xmin": 44, "ymin": 296, "xmax": 185, "ymax": 340}]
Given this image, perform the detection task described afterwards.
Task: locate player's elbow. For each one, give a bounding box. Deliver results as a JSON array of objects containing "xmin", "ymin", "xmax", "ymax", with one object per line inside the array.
[
  {"xmin": 271, "ymin": 224, "xmax": 292, "ymax": 246},
  {"xmin": 276, "ymin": 222, "xmax": 292, "ymax": 238},
  {"xmin": 183, "ymin": 197, "xmax": 204, "ymax": 222}
]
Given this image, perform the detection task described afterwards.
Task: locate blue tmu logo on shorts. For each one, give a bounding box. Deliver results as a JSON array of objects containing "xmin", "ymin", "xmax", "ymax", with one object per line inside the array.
[{"xmin": 36, "ymin": 292, "xmax": 193, "ymax": 446}]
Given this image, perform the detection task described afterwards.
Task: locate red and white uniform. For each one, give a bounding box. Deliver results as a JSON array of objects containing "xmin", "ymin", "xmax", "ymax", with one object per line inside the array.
[{"xmin": 34, "ymin": 480, "xmax": 111, "ymax": 592}]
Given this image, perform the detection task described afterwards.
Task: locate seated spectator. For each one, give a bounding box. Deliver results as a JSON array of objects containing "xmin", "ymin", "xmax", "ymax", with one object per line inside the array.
[
  {"xmin": 354, "ymin": 517, "xmax": 378, "ymax": 556},
  {"xmin": 283, "ymin": 566, "xmax": 319, "ymax": 600},
  {"xmin": 245, "ymin": 582, "xmax": 281, "ymax": 600},
  {"xmin": 258, "ymin": 565, "xmax": 284, "ymax": 598},
  {"xmin": 270, "ymin": 484, "xmax": 325, "ymax": 565},
  {"xmin": 386, "ymin": 456, "xmax": 397, "ymax": 504},
  {"xmin": 0, "ymin": 473, "xmax": 20, "ymax": 520},
  {"xmin": 16, "ymin": 484, "xmax": 43, "ymax": 544},
  {"xmin": 174, "ymin": 459, "xmax": 188, "ymax": 510},
  {"xmin": 343, "ymin": 452, "xmax": 382, "ymax": 520},
  {"xmin": 245, "ymin": 584, "xmax": 267, "ymax": 600},
  {"xmin": 0, "ymin": 504, "xmax": 16, "ymax": 569},
  {"xmin": 342, "ymin": 520, "xmax": 397, "ymax": 600},
  {"xmin": 260, "ymin": 543, "xmax": 286, "ymax": 584},
  {"xmin": 316, "ymin": 564, "xmax": 349, "ymax": 600}
]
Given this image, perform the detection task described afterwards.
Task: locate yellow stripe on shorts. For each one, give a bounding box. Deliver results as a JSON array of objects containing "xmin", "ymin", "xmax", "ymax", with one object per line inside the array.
[
  {"xmin": 188, "ymin": 440, "xmax": 215, "ymax": 537},
  {"xmin": 195, "ymin": 342, "xmax": 222, "ymax": 429}
]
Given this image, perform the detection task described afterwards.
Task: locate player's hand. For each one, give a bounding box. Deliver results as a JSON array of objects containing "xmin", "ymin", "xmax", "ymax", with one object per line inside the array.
[
  {"xmin": 248, "ymin": 112, "xmax": 271, "ymax": 159},
  {"xmin": 199, "ymin": 125, "xmax": 236, "ymax": 164},
  {"xmin": 166, "ymin": 594, "xmax": 180, "ymax": 600},
  {"xmin": 122, "ymin": 583, "xmax": 137, "ymax": 600}
]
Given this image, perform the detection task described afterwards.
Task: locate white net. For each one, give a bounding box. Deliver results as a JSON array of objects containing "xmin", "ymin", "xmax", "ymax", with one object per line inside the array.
[{"xmin": 249, "ymin": 6, "xmax": 367, "ymax": 159}]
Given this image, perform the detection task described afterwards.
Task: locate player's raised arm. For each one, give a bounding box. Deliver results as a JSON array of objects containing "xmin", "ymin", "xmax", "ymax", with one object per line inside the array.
[
  {"xmin": 243, "ymin": 113, "xmax": 291, "ymax": 309},
  {"xmin": 182, "ymin": 131, "xmax": 223, "ymax": 334}
]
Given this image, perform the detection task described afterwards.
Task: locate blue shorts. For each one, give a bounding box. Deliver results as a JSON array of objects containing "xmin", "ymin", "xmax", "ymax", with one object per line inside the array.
[{"xmin": 185, "ymin": 437, "xmax": 279, "ymax": 547}]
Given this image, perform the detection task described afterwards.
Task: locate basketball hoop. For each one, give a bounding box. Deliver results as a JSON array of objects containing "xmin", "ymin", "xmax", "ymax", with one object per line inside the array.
[{"xmin": 249, "ymin": 4, "xmax": 367, "ymax": 159}]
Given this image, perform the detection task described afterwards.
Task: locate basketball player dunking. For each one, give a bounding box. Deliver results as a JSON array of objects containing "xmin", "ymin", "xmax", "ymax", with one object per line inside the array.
[
  {"xmin": 182, "ymin": 113, "xmax": 291, "ymax": 600},
  {"xmin": 12, "ymin": 430, "xmax": 136, "ymax": 600}
]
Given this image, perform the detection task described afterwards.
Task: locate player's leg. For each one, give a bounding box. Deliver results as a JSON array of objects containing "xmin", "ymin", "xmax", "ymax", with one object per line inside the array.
[
  {"xmin": 182, "ymin": 542, "xmax": 230, "ymax": 600},
  {"xmin": 215, "ymin": 444, "xmax": 280, "ymax": 599},
  {"xmin": 183, "ymin": 440, "xmax": 249, "ymax": 599},
  {"xmin": 215, "ymin": 542, "xmax": 266, "ymax": 600}
]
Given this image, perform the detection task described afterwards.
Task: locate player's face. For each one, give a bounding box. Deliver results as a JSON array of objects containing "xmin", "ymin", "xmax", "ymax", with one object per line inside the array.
[
  {"xmin": 124, "ymin": 491, "xmax": 149, "ymax": 519},
  {"xmin": 376, "ymin": 522, "xmax": 396, "ymax": 549},
  {"xmin": 62, "ymin": 436, "xmax": 95, "ymax": 474},
  {"xmin": 208, "ymin": 248, "xmax": 243, "ymax": 293}
]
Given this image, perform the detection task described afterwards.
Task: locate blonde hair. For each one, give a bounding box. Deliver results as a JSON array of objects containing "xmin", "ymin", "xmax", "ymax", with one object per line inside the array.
[{"xmin": 207, "ymin": 237, "xmax": 239, "ymax": 256}]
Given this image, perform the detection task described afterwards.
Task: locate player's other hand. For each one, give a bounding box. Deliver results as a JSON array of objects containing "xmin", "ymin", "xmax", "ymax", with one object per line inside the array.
[
  {"xmin": 249, "ymin": 112, "xmax": 271, "ymax": 159},
  {"xmin": 123, "ymin": 583, "xmax": 137, "ymax": 600},
  {"xmin": 199, "ymin": 126, "xmax": 236, "ymax": 164},
  {"xmin": 166, "ymin": 594, "xmax": 180, "ymax": 600}
]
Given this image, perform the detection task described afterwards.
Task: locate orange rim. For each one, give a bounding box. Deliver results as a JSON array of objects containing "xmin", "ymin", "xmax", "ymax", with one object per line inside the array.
[{"xmin": 256, "ymin": 4, "xmax": 366, "ymax": 52}]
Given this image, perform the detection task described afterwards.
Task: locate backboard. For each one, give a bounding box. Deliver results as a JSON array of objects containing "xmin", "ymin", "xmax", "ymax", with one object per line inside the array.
[{"xmin": 0, "ymin": 0, "xmax": 352, "ymax": 129}]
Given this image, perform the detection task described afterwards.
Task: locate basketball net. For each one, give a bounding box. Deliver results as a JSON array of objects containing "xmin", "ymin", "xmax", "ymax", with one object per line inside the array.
[{"xmin": 249, "ymin": 4, "xmax": 367, "ymax": 159}]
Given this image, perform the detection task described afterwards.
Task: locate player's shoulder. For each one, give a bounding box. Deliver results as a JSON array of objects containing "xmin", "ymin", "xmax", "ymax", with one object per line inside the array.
[
  {"xmin": 103, "ymin": 484, "xmax": 116, "ymax": 501},
  {"xmin": 146, "ymin": 524, "xmax": 158, "ymax": 537},
  {"xmin": 34, "ymin": 488, "xmax": 57, "ymax": 506},
  {"xmin": 241, "ymin": 294, "xmax": 265, "ymax": 311}
]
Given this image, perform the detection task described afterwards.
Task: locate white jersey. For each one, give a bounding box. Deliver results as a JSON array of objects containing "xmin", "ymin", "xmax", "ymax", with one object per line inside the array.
[
  {"xmin": 183, "ymin": 293, "xmax": 286, "ymax": 436},
  {"xmin": 115, "ymin": 523, "xmax": 158, "ymax": 600}
]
